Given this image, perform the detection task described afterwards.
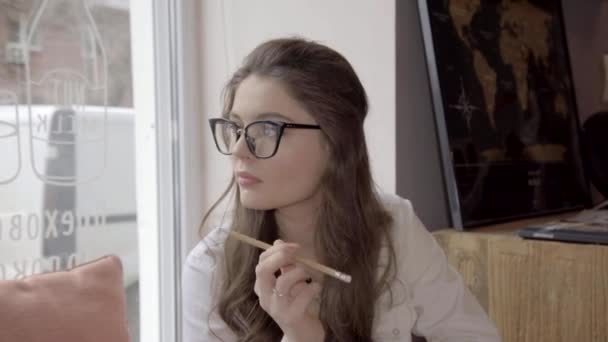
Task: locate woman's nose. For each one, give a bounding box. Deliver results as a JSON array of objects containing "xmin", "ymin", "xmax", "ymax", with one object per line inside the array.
[{"xmin": 231, "ymin": 133, "xmax": 254, "ymax": 160}]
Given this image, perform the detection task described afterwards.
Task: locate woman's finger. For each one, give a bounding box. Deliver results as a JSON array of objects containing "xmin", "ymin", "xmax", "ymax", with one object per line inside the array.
[
  {"xmin": 288, "ymin": 281, "xmax": 309, "ymax": 298},
  {"xmin": 278, "ymin": 264, "xmax": 296, "ymax": 278},
  {"xmin": 257, "ymin": 247, "xmax": 298, "ymax": 277},
  {"xmin": 274, "ymin": 266, "xmax": 310, "ymax": 297},
  {"xmin": 259, "ymin": 240, "xmax": 299, "ymax": 262},
  {"xmin": 255, "ymin": 245, "xmax": 299, "ymax": 294},
  {"xmin": 287, "ymin": 281, "xmax": 322, "ymax": 317}
]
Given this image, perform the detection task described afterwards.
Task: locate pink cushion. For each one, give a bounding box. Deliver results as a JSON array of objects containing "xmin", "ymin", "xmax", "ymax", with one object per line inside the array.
[{"xmin": 0, "ymin": 255, "xmax": 130, "ymax": 342}]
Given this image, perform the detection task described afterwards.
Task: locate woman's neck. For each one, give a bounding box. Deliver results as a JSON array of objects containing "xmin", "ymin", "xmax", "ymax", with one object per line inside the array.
[{"xmin": 274, "ymin": 191, "xmax": 322, "ymax": 258}]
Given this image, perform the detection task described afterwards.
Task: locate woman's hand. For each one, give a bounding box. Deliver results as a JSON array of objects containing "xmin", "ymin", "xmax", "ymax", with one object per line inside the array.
[{"xmin": 254, "ymin": 240, "xmax": 325, "ymax": 342}]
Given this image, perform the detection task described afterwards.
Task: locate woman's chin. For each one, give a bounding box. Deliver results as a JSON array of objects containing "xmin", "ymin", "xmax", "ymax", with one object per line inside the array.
[{"xmin": 240, "ymin": 193, "xmax": 274, "ymax": 210}]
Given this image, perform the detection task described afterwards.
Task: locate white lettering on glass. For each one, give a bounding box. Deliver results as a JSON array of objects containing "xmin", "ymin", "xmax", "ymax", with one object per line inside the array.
[
  {"xmin": 0, "ymin": 211, "xmax": 106, "ymax": 241},
  {"xmin": 1, "ymin": 253, "xmax": 90, "ymax": 280}
]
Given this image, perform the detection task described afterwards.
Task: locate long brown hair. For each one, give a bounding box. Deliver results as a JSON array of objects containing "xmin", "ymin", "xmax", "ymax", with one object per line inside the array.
[{"xmin": 200, "ymin": 37, "xmax": 397, "ymax": 342}]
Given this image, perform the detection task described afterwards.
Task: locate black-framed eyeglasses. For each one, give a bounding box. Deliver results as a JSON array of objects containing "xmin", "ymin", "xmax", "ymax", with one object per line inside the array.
[{"xmin": 209, "ymin": 118, "xmax": 321, "ymax": 159}]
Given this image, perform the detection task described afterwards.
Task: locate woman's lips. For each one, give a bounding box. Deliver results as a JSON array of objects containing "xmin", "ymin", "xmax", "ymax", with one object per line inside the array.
[{"xmin": 236, "ymin": 171, "xmax": 261, "ymax": 186}]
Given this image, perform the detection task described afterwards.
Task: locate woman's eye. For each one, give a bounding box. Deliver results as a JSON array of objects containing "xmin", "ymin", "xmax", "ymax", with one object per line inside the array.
[{"xmin": 263, "ymin": 124, "xmax": 278, "ymax": 136}]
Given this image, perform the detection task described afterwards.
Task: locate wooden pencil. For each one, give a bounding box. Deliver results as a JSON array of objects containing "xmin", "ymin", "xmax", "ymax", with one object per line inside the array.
[{"xmin": 226, "ymin": 230, "xmax": 352, "ymax": 284}]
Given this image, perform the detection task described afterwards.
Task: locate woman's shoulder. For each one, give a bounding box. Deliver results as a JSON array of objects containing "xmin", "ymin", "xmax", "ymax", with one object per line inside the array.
[
  {"xmin": 182, "ymin": 226, "xmax": 228, "ymax": 303},
  {"xmin": 182, "ymin": 227, "xmax": 237, "ymax": 341},
  {"xmin": 376, "ymin": 192, "xmax": 415, "ymax": 224},
  {"xmin": 185, "ymin": 226, "xmax": 229, "ymax": 272},
  {"xmin": 377, "ymin": 192, "xmax": 411, "ymax": 207},
  {"xmin": 376, "ymin": 192, "xmax": 438, "ymax": 282}
]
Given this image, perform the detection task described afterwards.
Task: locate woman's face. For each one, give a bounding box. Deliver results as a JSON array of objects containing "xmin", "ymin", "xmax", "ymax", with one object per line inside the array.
[{"xmin": 229, "ymin": 74, "xmax": 329, "ymax": 210}]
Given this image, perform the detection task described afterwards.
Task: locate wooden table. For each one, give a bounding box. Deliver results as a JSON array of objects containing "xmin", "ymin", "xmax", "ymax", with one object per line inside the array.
[{"xmin": 433, "ymin": 214, "xmax": 608, "ymax": 342}]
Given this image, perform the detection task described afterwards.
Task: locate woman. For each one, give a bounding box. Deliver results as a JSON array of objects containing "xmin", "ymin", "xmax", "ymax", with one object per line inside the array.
[{"xmin": 182, "ymin": 37, "xmax": 500, "ymax": 342}]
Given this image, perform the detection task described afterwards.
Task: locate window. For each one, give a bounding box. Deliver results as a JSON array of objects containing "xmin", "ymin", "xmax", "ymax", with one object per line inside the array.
[
  {"xmin": 1, "ymin": 1, "xmax": 186, "ymax": 340},
  {"xmin": 0, "ymin": 0, "xmax": 140, "ymax": 339}
]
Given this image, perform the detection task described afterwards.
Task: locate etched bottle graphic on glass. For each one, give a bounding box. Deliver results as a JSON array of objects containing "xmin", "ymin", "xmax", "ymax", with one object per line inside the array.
[
  {"xmin": 25, "ymin": 0, "xmax": 107, "ymax": 186},
  {"xmin": 0, "ymin": 91, "xmax": 21, "ymax": 185}
]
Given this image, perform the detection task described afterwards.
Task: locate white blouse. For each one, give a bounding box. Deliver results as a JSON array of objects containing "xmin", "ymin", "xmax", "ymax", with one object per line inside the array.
[{"xmin": 182, "ymin": 193, "xmax": 501, "ymax": 341}]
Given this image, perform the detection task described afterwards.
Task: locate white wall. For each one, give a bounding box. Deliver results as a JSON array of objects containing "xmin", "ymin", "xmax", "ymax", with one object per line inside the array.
[
  {"xmin": 196, "ymin": 0, "xmax": 397, "ymax": 238},
  {"xmin": 396, "ymin": 0, "xmax": 451, "ymax": 230}
]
